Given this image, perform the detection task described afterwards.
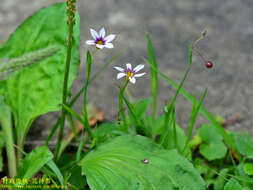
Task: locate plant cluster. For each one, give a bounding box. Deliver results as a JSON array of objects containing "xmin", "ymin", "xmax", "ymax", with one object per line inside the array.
[{"xmin": 0, "ymin": 2, "xmax": 252, "ymax": 190}]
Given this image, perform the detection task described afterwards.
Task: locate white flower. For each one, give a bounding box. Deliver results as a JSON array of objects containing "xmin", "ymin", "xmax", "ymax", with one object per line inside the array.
[
  {"xmin": 114, "ymin": 63, "xmax": 146, "ymax": 84},
  {"xmin": 86, "ymin": 27, "xmax": 116, "ymax": 49}
]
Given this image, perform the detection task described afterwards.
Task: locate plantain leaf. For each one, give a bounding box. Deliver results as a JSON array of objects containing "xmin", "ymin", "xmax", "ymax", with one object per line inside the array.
[
  {"xmin": 17, "ymin": 146, "xmax": 53, "ymax": 179},
  {"xmin": 0, "ymin": 46, "xmax": 60, "ymax": 81},
  {"xmin": 0, "ymin": 3, "xmax": 80, "ymax": 143},
  {"xmin": 80, "ymin": 135, "xmax": 205, "ymax": 190}
]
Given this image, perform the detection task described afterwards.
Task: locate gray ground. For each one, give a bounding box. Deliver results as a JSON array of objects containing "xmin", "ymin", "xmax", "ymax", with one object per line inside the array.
[{"xmin": 1, "ymin": 0, "xmax": 253, "ymax": 143}]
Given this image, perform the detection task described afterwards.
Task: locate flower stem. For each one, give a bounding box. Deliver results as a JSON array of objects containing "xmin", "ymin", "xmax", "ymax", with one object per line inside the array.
[
  {"xmin": 118, "ymin": 81, "xmax": 129, "ymax": 130},
  {"xmin": 54, "ymin": 0, "xmax": 76, "ymax": 161},
  {"xmin": 45, "ymin": 51, "xmax": 125, "ymax": 146},
  {"xmin": 82, "ymin": 51, "xmax": 93, "ymax": 140}
]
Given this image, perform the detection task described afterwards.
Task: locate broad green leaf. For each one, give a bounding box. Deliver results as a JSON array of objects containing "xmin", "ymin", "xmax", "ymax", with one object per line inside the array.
[
  {"xmin": 0, "ymin": 46, "xmax": 60, "ymax": 81},
  {"xmin": 96, "ymin": 123, "xmax": 122, "ymax": 143},
  {"xmin": 198, "ymin": 124, "xmax": 223, "ymax": 142},
  {"xmin": 17, "ymin": 146, "xmax": 53, "ymax": 179},
  {"xmin": 234, "ymin": 132, "xmax": 253, "ymax": 159},
  {"xmin": 244, "ymin": 163, "xmax": 253, "ymax": 175},
  {"xmin": 0, "ymin": 3, "xmax": 80, "ymax": 144},
  {"xmin": 199, "ymin": 141, "xmax": 227, "ymax": 161},
  {"xmin": 80, "ymin": 135, "xmax": 205, "ymax": 190},
  {"xmin": 224, "ymin": 179, "xmax": 242, "ymax": 190},
  {"xmin": 198, "ymin": 124, "xmax": 227, "ymax": 161}
]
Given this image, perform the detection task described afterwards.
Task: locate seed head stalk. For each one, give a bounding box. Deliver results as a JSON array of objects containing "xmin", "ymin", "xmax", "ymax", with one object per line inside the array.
[
  {"xmin": 192, "ymin": 47, "xmax": 206, "ymax": 63},
  {"xmin": 54, "ymin": 0, "xmax": 76, "ymax": 161}
]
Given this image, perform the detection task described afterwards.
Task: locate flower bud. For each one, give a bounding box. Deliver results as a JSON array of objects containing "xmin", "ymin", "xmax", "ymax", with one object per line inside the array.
[{"xmin": 205, "ymin": 61, "xmax": 213, "ymax": 68}]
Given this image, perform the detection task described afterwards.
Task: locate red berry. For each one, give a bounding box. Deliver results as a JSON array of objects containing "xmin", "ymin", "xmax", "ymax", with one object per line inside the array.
[{"xmin": 205, "ymin": 61, "xmax": 213, "ymax": 68}]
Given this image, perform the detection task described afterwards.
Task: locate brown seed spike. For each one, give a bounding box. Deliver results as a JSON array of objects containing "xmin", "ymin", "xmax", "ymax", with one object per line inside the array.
[{"xmin": 205, "ymin": 61, "xmax": 213, "ymax": 69}]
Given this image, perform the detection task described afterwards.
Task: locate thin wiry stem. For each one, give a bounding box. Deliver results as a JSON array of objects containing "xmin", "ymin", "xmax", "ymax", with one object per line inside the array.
[{"xmin": 54, "ymin": 0, "xmax": 76, "ymax": 161}]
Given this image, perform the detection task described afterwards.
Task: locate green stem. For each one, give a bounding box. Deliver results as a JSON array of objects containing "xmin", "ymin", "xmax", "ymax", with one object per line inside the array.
[
  {"xmin": 118, "ymin": 81, "xmax": 129, "ymax": 130},
  {"xmin": 45, "ymin": 51, "xmax": 124, "ymax": 146},
  {"xmin": 82, "ymin": 51, "xmax": 93, "ymax": 140},
  {"xmin": 0, "ymin": 107, "xmax": 16, "ymax": 177},
  {"xmin": 183, "ymin": 89, "xmax": 207, "ymax": 155},
  {"xmin": 63, "ymin": 104, "xmax": 93, "ymax": 139},
  {"xmin": 54, "ymin": 0, "xmax": 76, "ymax": 161},
  {"xmin": 172, "ymin": 107, "xmax": 178, "ymax": 151}
]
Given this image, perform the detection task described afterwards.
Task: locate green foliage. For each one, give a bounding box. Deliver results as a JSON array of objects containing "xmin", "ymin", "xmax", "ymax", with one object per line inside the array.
[
  {"xmin": 0, "ymin": 46, "xmax": 60, "ymax": 81},
  {"xmin": 68, "ymin": 166, "xmax": 87, "ymax": 190},
  {"xmin": 0, "ymin": 96, "xmax": 16, "ymax": 176},
  {"xmin": 165, "ymin": 124, "xmax": 186, "ymax": 151},
  {"xmin": 184, "ymin": 89, "xmax": 207, "ymax": 154},
  {"xmin": 146, "ymin": 35, "xmax": 158, "ymax": 118},
  {"xmin": 0, "ymin": 3, "xmax": 80, "ymax": 147},
  {"xmin": 224, "ymin": 179, "xmax": 242, "ymax": 190},
  {"xmin": 80, "ymin": 135, "xmax": 205, "ymax": 190},
  {"xmin": 0, "ymin": 131, "xmax": 4, "ymax": 171},
  {"xmin": 198, "ymin": 124, "xmax": 227, "ymax": 161},
  {"xmin": 131, "ymin": 98, "xmax": 151, "ymax": 118},
  {"xmin": 0, "ymin": 41, "xmax": 4, "ymax": 49},
  {"xmin": 1, "ymin": 1, "xmax": 252, "ymax": 187},
  {"xmin": 156, "ymin": 115, "xmax": 187, "ymax": 152},
  {"xmin": 244, "ymin": 163, "xmax": 253, "ymax": 175},
  {"xmin": 96, "ymin": 123, "xmax": 124, "ymax": 143},
  {"xmin": 44, "ymin": 160, "xmax": 65, "ymax": 186},
  {"xmin": 233, "ymin": 131, "xmax": 253, "ymax": 159},
  {"xmin": 124, "ymin": 98, "xmax": 151, "ymax": 136},
  {"xmin": 145, "ymin": 54, "xmax": 237, "ymax": 155},
  {"xmin": 213, "ymin": 168, "xmax": 230, "ymax": 190},
  {"xmin": 17, "ymin": 146, "xmax": 53, "ymax": 179}
]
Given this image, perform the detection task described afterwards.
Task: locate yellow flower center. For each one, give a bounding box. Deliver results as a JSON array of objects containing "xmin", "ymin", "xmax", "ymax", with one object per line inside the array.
[
  {"xmin": 97, "ymin": 40, "xmax": 104, "ymax": 45},
  {"xmin": 126, "ymin": 71, "xmax": 134, "ymax": 80}
]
